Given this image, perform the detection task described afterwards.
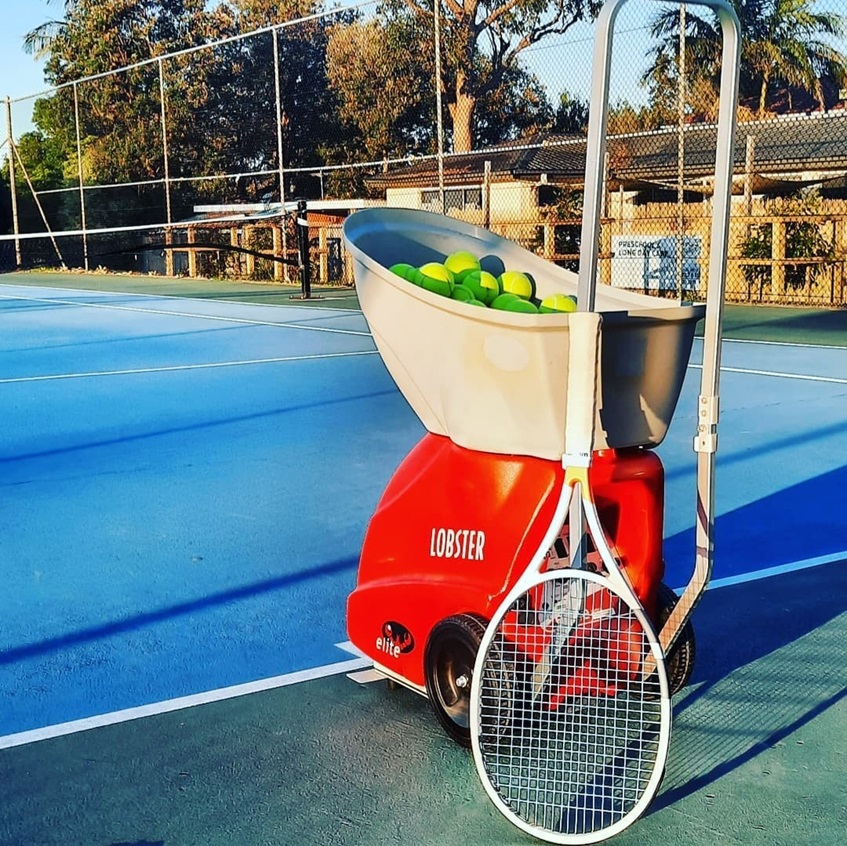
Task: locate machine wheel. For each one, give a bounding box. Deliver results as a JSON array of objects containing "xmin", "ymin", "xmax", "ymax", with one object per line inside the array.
[
  {"xmin": 424, "ymin": 614, "xmax": 487, "ymax": 747},
  {"xmin": 656, "ymin": 582, "xmax": 696, "ymax": 695}
]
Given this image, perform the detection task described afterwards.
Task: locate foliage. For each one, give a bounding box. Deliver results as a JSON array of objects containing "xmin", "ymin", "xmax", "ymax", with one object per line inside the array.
[
  {"xmin": 645, "ymin": 0, "xmax": 847, "ymax": 119},
  {"xmin": 553, "ymin": 92, "xmax": 590, "ymax": 135},
  {"xmin": 326, "ymin": 16, "xmax": 436, "ymax": 160},
  {"xmin": 382, "ymin": 0, "xmax": 603, "ymax": 152},
  {"xmin": 740, "ymin": 188, "xmax": 836, "ymax": 291}
]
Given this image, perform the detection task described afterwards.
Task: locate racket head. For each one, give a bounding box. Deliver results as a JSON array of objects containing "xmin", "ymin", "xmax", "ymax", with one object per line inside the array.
[{"xmin": 471, "ymin": 568, "xmax": 671, "ymax": 844}]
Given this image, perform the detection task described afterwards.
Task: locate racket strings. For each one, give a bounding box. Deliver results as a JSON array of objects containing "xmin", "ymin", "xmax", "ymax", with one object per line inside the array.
[{"xmin": 476, "ymin": 574, "xmax": 665, "ymax": 840}]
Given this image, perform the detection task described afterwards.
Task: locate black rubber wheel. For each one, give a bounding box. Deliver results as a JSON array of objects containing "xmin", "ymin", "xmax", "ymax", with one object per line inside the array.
[
  {"xmin": 424, "ymin": 614, "xmax": 487, "ymax": 747},
  {"xmin": 656, "ymin": 582, "xmax": 696, "ymax": 696}
]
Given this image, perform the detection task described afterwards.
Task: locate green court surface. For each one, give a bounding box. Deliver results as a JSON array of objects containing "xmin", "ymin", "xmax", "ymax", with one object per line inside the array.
[
  {"xmin": 2, "ymin": 270, "xmax": 847, "ymax": 344},
  {"xmin": 0, "ymin": 270, "xmax": 360, "ymax": 309},
  {"xmin": 1, "ymin": 565, "xmax": 845, "ymax": 846}
]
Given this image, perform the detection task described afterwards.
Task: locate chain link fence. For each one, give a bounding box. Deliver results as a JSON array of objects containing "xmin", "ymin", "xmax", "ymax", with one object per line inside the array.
[{"xmin": 2, "ymin": 0, "xmax": 847, "ymax": 306}]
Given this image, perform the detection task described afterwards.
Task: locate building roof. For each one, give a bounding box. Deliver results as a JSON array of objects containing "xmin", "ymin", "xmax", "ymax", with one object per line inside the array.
[{"xmin": 368, "ymin": 112, "xmax": 847, "ymax": 192}]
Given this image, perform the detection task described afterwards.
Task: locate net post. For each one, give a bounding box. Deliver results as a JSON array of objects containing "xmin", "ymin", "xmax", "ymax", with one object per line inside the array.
[
  {"xmin": 296, "ymin": 199, "xmax": 311, "ymax": 298},
  {"xmin": 4, "ymin": 96, "xmax": 21, "ymax": 269}
]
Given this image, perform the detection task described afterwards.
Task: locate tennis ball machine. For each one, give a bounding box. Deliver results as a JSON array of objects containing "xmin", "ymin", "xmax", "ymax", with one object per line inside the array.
[{"xmin": 344, "ymin": 0, "xmax": 739, "ymax": 840}]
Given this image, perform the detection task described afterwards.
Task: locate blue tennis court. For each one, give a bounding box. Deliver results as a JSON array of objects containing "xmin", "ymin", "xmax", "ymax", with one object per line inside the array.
[{"xmin": 1, "ymin": 279, "xmax": 845, "ymax": 748}]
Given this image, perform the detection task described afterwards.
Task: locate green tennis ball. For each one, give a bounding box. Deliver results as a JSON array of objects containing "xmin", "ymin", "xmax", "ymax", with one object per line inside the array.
[
  {"xmin": 499, "ymin": 270, "xmax": 535, "ymax": 300},
  {"xmin": 389, "ymin": 262, "xmax": 416, "ymax": 280},
  {"xmin": 502, "ymin": 297, "xmax": 539, "ymax": 314},
  {"xmin": 419, "ymin": 261, "xmax": 455, "ymax": 297},
  {"xmin": 462, "ymin": 269, "xmax": 501, "ymax": 305},
  {"xmin": 444, "ymin": 250, "xmax": 480, "ymax": 278},
  {"xmin": 539, "ymin": 293, "xmax": 578, "ymax": 313},
  {"xmin": 450, "ymin": 283, "xmax": 474, "ymax": 302},
  {"xmin": 490, "ymin": 293, "xmax": 521, "ymax": 310}
]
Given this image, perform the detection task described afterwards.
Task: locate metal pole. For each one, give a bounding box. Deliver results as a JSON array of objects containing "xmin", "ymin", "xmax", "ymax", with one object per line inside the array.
[
  {"xmin": 433, "ymin": 0, "xmax": 446, "ymax": 213},
  {"xmin": 676, "ymin": 4, "xmax": 687, "ymax": 298},
  {"xmin": 158, "ymin": 58, "xmax": 173, "ymax": 276},
  {"xmin": 73, "ymin": 83, "xmax": 89, "ymax": 271},
  {"xmin": 273, "ymin": 27, "xmax": 289, "ymax": 282},
  {"xmin": 296, "ymin": 199, "xmax": 311, "ymax": 298},
  {"xmin": 5, "ymin": 96, "xmax": 21, "ymax": 268}
]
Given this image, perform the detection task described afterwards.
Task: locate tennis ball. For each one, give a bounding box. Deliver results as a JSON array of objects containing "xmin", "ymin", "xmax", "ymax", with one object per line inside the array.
[
  {"xmin": 490, "ymin": 293, "xmax": 521, "ymax": 310},
  {"xmin": 499, "ymin": 270, "xmax": 535, "ymax": 300},
  {"xmin": 462, "ymin": 269, "xmax": 501, "ymax": 305},
  {"xmin": 503, "ymin": 297, "xmax": 539, "ymax": 314},
  {"xmin": 419, "ymin": 262, "xmax": 455, "ymax": 297},
  {"xmin": 539, "ymin": 293, "xmax": 578, "ymax": 313},
  {"xmin": 451, "ymin": 283, "xmax": 474, "ymax": 303},
  {"xmin": 444, "ymin": 250, "xmax": 480, "ymax": 278},
  {"xmin": 389, "ymin": 262, "xmax": 416, "ymax": 280}
]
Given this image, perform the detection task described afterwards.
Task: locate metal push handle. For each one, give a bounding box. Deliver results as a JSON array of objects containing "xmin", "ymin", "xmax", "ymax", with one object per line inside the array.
[{"xmin": 573, "ymin": 0, "xmax": 741, "ymax": 653}]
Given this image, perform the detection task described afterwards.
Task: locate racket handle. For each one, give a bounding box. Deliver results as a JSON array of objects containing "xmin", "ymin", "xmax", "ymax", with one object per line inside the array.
[{"xmin": 564, "ymin": 311, "xmax": 602, "ymax": 468}]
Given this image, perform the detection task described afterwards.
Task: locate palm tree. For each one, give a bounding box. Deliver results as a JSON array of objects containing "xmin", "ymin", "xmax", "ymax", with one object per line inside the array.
[
  {"xmin": 23, "ymin": 1, "xmax": 78, "ymax": 59},
  {"xmin": 645, "ymin": 0, "xmax": 847, "ymax": 117}
]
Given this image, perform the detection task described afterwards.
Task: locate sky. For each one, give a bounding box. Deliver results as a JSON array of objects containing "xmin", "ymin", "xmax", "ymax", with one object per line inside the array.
[{"xmin": 1, "ymin": 1, "xmax": 52, "ymax": 137}]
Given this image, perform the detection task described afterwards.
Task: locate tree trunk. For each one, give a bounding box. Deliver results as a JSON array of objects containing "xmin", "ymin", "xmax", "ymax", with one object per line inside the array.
[
  {"xmin": 758, "ymin": 73, "xmax": 769, "ymax": 116},
  {"xmin": 449, "ymin": 73, "xmax": 476, "ymax": 153}
]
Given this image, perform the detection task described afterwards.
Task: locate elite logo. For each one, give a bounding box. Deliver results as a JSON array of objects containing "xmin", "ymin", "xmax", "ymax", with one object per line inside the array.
[{"xmin": 376, "ymin": 621, "xmax": 415, "ymax": 659}]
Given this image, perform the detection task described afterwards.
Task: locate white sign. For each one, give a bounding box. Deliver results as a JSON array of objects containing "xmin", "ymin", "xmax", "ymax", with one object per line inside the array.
[{"xmin": 611, "ymin": 235, "xmax": 701, "ymax": 292}]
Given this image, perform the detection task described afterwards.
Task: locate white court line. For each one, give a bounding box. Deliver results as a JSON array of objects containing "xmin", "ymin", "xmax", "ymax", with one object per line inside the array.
[
  {"xmin": 0, "ymin": 290, "xmax": 372, "ymax": 337},
  {"xmin": 699, "ymin": 336, "xmax": 847, "ymax": 352},
  {"xmin": 0, "ymin": 349, "xmax": 380, "ymax": 385},
  {"xmin": 704, "ymin": 550, "xmax": 847, "ymax": 591},
  {"xmin": 688, "ymin": 362, "xmax": 847, "ymax": 385},
  {"xmin": 1, "ymin": 551, "xmax": 843, "ymax": 751},
  {"xmin": 0, "ymin": 281, "xmax": 362, "ymax": 313},
  {"xmin": 0, "ymin": 652, "xmax": 370, "ymax": 751}
]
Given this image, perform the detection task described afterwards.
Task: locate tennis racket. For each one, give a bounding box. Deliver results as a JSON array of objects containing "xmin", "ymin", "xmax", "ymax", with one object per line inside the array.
[{"xmin": 470, "ymin": 311, "xmax": 672, "ymax": 844}]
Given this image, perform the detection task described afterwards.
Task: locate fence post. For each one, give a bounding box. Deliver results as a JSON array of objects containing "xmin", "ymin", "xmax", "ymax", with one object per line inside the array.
[
  {"xmin": 433, "ymin": 0, "xmax": 445, "ymax": 213},
  {"xmin": 483, "ymin": 160, "xmax": 491, "ymax": 228},
  {"xmin": 772, "ymin": 219, "xmax": 785, "ymax": 300},
  {"xmin": 4, "ymin": 96, "xmax": 21, "ymax": 269},
  {"xmin": 273, "ymin": 225, "xmax": 283, "ymax": 281},
  {"xmin": 188, "ymin": 226, "xmax": 197, "ymax": 277},
  {"xmin": 158, "ymin": 58, "xmax": 174, "ymax": 277},
  {"xmin": 73, "ymin": 83, "xmax": 89, "ymax": 271},
  {"xmin": 272, "ymin": 27, "xmax": 289, "ymax": 283}
]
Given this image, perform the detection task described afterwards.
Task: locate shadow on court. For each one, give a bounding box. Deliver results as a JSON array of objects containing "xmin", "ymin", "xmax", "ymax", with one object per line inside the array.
[
  {"xmin": 665, "ymin": 461, "xmax": 847, "ymax": 576},
  {"xmin": 0, "ymin": 557, "xmax": 359, "ymax": 667},
  {"xmin": 1, "ymin": 562, "xmax": 844, "ymax": 846},
  {"xmin": 655, "ymin": 560, "xmax": 847, "ymax": 812}
]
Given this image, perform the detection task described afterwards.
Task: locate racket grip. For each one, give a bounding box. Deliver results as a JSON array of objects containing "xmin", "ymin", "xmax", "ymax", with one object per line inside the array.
[{"xmin": 563, "ymin": 311, "xmax": 602, "ymax": 467}]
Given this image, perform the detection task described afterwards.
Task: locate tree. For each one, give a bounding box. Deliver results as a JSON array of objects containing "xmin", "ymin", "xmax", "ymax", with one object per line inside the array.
[
  {"xmin": 24, "ymin": 0, "xmax": 237, "ymax": 229},
  {"xmin": 326, "ymin": 16, "xmax": 436, "ymax": 160},
  {"xmin": 379, "ymin": 0, "xmax": 603, "ymax": 152},
  {"xmin": 553, "ymin": 92, "xmax": 590, "ymax": 135},
  {"xmin": 24, "ymin": 0, "xmax": 353, "ymax": 217},
  {"xmin": 327, "ymin": 4, "xmax": 565, "ymax": 156},
  {"xmin": 645, "ymin": 0, "xmax": 847, "ymax": 118},
  {"xmin": 192, "ymin": 0, "xmax": 359, "ymax": 200}
]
